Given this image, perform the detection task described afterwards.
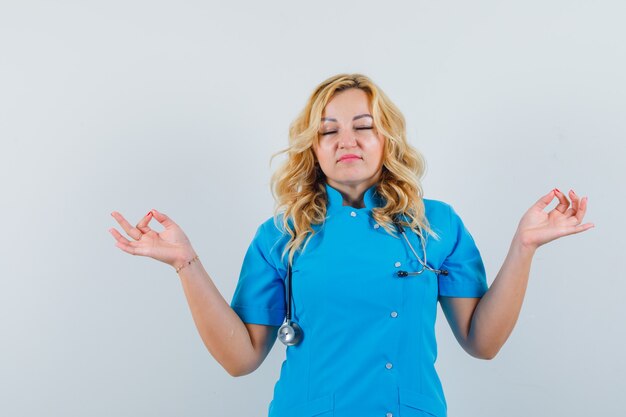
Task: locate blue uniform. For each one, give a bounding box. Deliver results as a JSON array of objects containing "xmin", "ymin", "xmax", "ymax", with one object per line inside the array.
[{"xmin": 231, "ymin": 183, "xmax": 488, "ymax": 417}]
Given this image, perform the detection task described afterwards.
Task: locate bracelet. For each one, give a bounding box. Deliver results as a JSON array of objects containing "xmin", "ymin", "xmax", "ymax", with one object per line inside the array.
[{"xmin": 175, "ymin": 255, "xmax": 200, "ymax": 274}]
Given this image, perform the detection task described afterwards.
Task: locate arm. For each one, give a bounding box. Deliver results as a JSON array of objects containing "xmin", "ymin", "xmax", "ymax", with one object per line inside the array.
[
  {"xmin": 177, "ymin": 255, "xmax": 279, "ymax": 376},
  {"xmin": 440, "ymin": 239, "xmax": 534, "ymax": 359},
  {"xmin": 440, "ymin": 188, "xmax": 594, "ymax": 359},
  {"xmin": 110, "ymin": 209, "xmax": 277, "ymax": 377}
]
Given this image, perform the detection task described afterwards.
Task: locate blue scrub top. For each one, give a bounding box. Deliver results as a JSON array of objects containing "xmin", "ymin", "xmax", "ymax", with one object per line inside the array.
[{"xmin": 231, "ymin": 183, "xmax": 488, "ymax": 417}]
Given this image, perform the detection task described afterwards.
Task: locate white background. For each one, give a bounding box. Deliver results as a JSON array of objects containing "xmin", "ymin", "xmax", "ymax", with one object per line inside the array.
[{"xmin": 1, "ymin": 1, "xmax": 624, "ymax": 416}]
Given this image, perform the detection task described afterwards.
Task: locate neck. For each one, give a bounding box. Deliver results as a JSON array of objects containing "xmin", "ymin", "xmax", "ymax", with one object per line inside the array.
[{"xmin": 327, "ymin": 179, "xmax": 376, "ymax": 208}]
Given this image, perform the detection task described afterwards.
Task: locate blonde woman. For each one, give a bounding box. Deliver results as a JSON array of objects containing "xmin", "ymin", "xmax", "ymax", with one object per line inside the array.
[{"xmin": 110, "ymin": 74, "xmax": 593, "ymax": 417}]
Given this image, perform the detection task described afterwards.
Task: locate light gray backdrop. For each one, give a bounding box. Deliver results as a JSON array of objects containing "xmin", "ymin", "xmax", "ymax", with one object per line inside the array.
[{"xmin": 1, "ymin": 1, "xmax": 623, "ymax": 416}]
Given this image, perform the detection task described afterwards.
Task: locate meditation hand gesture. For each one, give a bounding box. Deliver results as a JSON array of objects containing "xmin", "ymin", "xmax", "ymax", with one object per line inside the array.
[
  {"xmin": 109, "ymin": 209, "xmax": 197, "ymax": 268},
  {"xmin": 515, "ymin": 189, "xmax": 594, "ymax": 251}
]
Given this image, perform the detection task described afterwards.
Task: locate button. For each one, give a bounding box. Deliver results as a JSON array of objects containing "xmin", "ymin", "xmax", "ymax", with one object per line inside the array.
[
  {"xmin": 394, "ymin": 261, "xmax": 401, "ymax": 267},
  {"xmin": 374, "ymin": 224, "xmax": 380, "ymax": 229},
  {"xmin": 385, "ymin": 362, "xmax": 393, "ymax": 369},
  {"xmin": 390, "ymin": 311, "xmax": 398, "ymax": 318},
  {"xmin": 386, "ymin": 413, "xmax": 393, "ymax": 417},
  {"xmin": 350, "ymin": 211, "xmax": 357, "ymax": 217}
]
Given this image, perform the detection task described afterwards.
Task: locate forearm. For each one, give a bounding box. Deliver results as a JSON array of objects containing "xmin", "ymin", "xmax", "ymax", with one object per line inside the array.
[
  {"xmin": 467, "ymin": 234, "xmax": 536, "ymax": 358},
  {"xmin": 176, "ymin": 255, "xmax": 257, "ymax": 376}
]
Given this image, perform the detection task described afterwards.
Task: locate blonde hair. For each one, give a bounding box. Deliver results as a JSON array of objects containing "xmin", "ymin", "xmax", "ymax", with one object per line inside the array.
[{"xmin": 270, "ymin": 73, "xmax": 437, "ymax": 265}]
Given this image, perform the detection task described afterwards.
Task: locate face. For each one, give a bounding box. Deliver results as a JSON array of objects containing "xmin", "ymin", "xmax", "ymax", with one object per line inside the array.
[{"xmin": 313, "ymin": 88, "xmax": 385, "ymax": 192}]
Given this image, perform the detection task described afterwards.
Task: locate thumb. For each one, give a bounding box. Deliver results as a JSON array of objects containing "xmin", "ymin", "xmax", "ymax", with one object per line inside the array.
[{"xmin": 150, "ymin": 209, "xmax": 176, "ymax": 228}]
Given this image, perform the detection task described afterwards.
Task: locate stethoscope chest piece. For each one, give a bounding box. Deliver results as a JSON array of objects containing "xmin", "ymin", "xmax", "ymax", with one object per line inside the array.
[
  {"xmin": 279, "ymin": 262, "xmax": 303, "ymax": 346},
  {"xmin": 278, "ymin": 320, "xmax": 303, "ymax": 346}
]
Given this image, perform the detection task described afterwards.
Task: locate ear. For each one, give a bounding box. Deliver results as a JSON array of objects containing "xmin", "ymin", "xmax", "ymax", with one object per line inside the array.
[{"xmin": 311, "ymin": 141, "xmax": 319, "ymax": 156}]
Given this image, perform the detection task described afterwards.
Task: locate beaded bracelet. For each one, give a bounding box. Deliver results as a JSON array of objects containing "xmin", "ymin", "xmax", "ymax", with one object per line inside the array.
[{"xmin": 175, "ymin": 255, "xmax": 200, "ymax": 273}]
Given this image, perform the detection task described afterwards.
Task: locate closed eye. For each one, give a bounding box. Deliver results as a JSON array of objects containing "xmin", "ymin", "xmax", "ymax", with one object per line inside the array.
[{"xmin": 320, "ymin": 126, "xmax": 373, "ymax": 135}]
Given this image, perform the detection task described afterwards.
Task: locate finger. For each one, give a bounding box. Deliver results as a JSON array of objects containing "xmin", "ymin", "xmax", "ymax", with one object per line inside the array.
[
  {"xmin": 575, "ymin": 196, "xmax": 589, "ymax": 224},
  {"xmin": 150, "ymin": 209, "xmax": 176, "ymax": 228},
  {"xmin": 553, "ymin": 188, "xmax": 570, "ymax": 214},
  {"xmin": 109, "ymin": 227, "xmax": 132, "ymax": 245},
  {"xmin": 114, "ymin": 239, "xmax": 150, "ymax": 257},
  {"xmin": 136, "ymin": 211, "xmax": 154, "ymax": 233},
  {"xmin": 564, "ymin": 221, "xmax": 595, "ymax": 236},
  {"xmin": 111, "ymin": 211, "xmax": 143, "ymax": 240},
  {"xmin": 564, "ymin": 190, "xmax": 580, "ymax": 218},
  {"xmin": 111, "ymin": 212, "xmax": 142, "ymax": 240},
  {"xmin": 109, "ymin": 227, "xmax": 138, "ymax": 254},
  {"xmin": 534, "ymin": 189, "xmax": 557, "ymax": 211},
  {"xmin": 110, "ymin": 228, "xmax": 152, "ymax": 256},
  {"xmin": 563, "ymin": 191, "xmax": 586, "ymax": 224}
]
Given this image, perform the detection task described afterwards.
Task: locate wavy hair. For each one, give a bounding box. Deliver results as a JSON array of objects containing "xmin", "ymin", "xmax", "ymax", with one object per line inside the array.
[{"xmin": 270, "ymin": 73, "xmax": 437, "ymax": 266}]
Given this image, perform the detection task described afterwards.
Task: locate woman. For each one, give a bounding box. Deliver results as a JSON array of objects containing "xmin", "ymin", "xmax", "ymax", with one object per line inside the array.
[{"xmin": 109, "ymin": 74, "xmax": 593, "ymax": 417}]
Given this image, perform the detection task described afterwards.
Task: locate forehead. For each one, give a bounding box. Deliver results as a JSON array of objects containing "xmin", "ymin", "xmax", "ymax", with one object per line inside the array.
[{"xmin": 322, "ymin": 88, "xmax": 371, "ymax": 120}]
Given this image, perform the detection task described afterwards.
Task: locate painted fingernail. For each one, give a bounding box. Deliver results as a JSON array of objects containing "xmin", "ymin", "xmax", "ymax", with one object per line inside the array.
[{"xmin": 554, "ymin": 188, "xmax": 561, "ymax": 194}]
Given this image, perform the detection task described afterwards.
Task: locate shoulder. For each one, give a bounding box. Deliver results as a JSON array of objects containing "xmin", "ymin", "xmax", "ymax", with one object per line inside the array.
[
  {"xmin": 257, "ymin": 213, "xmax": 289, "ymax": 237},
  {"xmin": 239, "ymin": 214, "xmax": 292, "ymax": 274},
  {"xmin": 252, "ymin": 214, "xmax": 291, "ymax": 253},
  {"xmin": 422, "ymin": 198, "xmax": 469, "ymax": 238},
  {"xmin": 422, "ymin": 198, "xmax": 452, "ymax": 212},
  {"xmin": 422, "ymin": 198, "xmax": 454, "ymax": 223}
]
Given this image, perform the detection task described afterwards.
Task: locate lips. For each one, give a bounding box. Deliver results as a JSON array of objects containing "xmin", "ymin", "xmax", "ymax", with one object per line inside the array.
[{"xmin": 338, "ymin": 154, "xmax": 362, "ymax": 162}]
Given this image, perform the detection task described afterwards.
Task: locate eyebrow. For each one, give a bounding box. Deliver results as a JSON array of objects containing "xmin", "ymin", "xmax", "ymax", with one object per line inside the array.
[{"xmin": 321, "ymin": 114, "xmax": 373, "ymax": 122}]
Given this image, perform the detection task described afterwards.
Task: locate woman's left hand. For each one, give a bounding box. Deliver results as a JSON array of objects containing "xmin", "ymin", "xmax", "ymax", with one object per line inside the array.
[{"xmin": 515, "ymin": 188, "xmax": 594, "ymax": 251}]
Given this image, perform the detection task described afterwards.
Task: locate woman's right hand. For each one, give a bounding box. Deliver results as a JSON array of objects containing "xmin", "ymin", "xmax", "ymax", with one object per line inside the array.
[{"xmin": 109, "ymin": 209, "xmax": 197, "ymax": 269}]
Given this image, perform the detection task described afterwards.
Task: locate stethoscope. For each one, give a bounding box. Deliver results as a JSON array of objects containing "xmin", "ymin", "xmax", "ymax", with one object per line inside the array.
[{"xmin": 278, "ymin": 218, "xmax": 449, "ymax": 346}]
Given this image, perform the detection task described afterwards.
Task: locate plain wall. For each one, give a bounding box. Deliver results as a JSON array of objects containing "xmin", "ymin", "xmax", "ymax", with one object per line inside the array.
[{"xmin": 1, "ymin": 1, "xmax": 624, "ymax": 416}]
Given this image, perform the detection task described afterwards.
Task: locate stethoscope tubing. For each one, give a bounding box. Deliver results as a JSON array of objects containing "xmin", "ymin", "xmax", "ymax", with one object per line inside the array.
[
  {"xmin": 279, "ymin": 218, "xmax": 448, "ymax": 346},
  {"xmin": 395, "ymin": 221, "xmax": 448, "ymax": 277}
]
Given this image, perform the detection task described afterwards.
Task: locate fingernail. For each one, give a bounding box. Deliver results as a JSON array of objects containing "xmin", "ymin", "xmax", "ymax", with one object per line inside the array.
[
  {"xmin": 147, "ymin": 211, "xmax": 153, "ymax": 216},
  {"xmin": 554, "ymin": 188, "xmax": 561, "ymax": 194}
]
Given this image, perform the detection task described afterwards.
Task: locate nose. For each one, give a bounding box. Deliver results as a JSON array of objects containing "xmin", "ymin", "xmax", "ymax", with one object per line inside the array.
[{"xmin": 338, "ymin": 132, "xmax": 357, "ymax": 149}]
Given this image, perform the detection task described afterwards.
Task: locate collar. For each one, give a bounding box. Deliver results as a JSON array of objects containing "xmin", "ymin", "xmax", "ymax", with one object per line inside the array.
[{"xmin": 324, "ymin": 182, "xmax": 381, "ymax": 213}]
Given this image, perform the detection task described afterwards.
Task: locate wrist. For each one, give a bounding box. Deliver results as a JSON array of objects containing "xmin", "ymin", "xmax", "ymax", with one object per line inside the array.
[
  {"xmin": 173, "ymin": 250, "xmax": 199, "ymax": 272},
  {"xmin": 512, "ymin": 231, "xmax": 538, "ymax": 255}
]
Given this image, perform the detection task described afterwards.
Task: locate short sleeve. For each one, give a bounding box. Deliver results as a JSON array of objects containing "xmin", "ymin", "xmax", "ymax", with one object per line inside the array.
[
  {"xmin": 438, "ymin": 204, "xmax": 488, "ymax": 298},
  {"xmin": 230, "ymin": 221, "xmax": 287, "ymax": 326}
]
